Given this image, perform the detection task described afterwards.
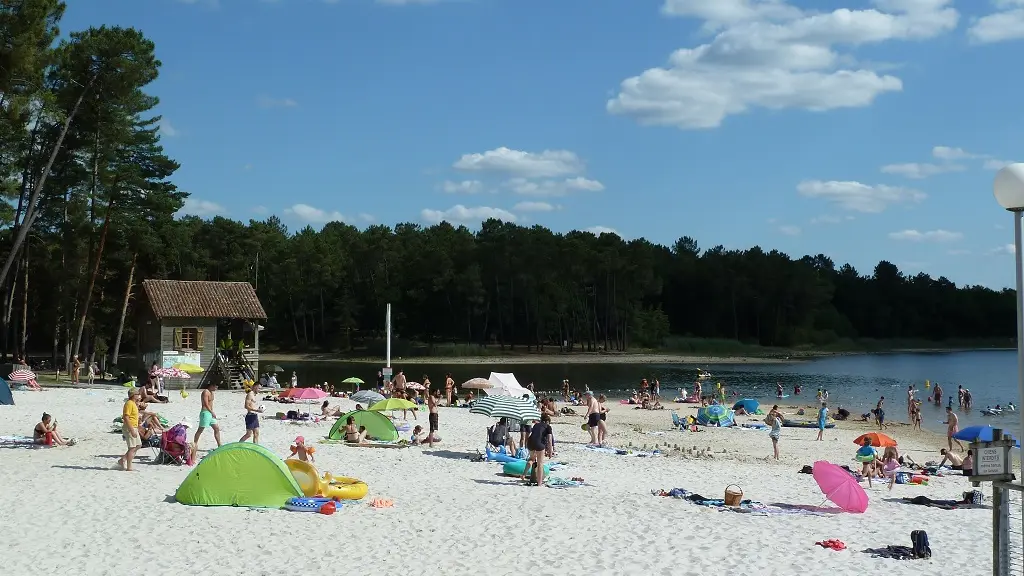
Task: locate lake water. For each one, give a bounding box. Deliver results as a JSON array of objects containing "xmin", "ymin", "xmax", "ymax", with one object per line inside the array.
[{"xmin": 274, "ymin": 350, "xmax": 1023, "ymax": 437}]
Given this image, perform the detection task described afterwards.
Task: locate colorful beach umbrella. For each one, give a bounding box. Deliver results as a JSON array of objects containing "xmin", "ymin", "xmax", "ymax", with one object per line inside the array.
[
  {"xmin": 461, "ymin": 377, "xmax": 492, "ymax": 390},
  {"xmin": 696, "ymin": 404, "xmax": 735, "ymax": 426},
  {"xmin": 853, "ymin": 432, "xmax": 897, "ymax": 448},
  {"xmin": 954, "ymin": 425, "xmax": 1020, "ymax": 447},
  {"xmin": 342, "ymin": 377, "xmax": 364, "ymax": 385},
  {"xmin": 470, "ymin": 395, "xmax": 540, "ymax": 422},
  {"xmin": 9, "ymin": 369, "xmax": 36, "ymax": 382},
  {"xmin": 155, "ymin": 367, "xmax": 190, "ymax": 379},
  {"xmin": 290, "ymin": 387, "xmax": 328, "ymax": 402},
  {"xmin": 350, "ymin": 390, "xmax": 385, "ymax": 404},
  {"xmin": 812, "ymin": 460, "xmax": 868, "ymax": 513},
  {"xmin": 405, "ymin": 381, "xmax": 426, "ymax": 391},
  {"xmin": 368, "ymin": 398, "xmax": 417, "ymax": 412}
]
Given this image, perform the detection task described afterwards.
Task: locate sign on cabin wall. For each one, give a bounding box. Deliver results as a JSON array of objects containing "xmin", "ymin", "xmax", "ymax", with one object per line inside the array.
[{"xmin": 162, "ymin": 351, "xmax": 201, "ymax": 370}]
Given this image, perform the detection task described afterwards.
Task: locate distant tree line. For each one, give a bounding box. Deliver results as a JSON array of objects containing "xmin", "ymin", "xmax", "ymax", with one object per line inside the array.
[{"xmin": 0, "ymin": 1, "xmax": 1014, "ymax": 368}]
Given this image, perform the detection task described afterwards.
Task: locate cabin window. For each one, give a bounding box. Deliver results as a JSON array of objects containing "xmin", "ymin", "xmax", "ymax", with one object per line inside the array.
[{"xmin": 173, "ymin": 327, "xmax": 204, "ymax": 351}]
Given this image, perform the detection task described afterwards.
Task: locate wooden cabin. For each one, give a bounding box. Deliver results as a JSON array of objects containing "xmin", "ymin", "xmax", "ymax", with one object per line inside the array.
[{"xmin": 137, "ymin": 280, "xmax": 267, "ymax": 389}]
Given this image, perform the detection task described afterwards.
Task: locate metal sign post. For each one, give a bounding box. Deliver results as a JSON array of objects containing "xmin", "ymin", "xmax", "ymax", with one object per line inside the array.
[{"xmin": 967, "ymin": 429, "xmax": 1016, "ymax": 576}]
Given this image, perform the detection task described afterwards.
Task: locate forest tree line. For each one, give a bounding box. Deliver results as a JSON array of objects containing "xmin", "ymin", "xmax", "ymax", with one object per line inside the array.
[{"xmin": 0, "ymin": 1, "xmax": 1016, "ymax": 368}]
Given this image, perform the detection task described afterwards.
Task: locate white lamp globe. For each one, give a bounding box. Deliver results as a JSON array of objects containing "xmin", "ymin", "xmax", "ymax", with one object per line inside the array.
[{"xmin": 994, "ymin": 163, "xmax": 1024, "ymax": 210}]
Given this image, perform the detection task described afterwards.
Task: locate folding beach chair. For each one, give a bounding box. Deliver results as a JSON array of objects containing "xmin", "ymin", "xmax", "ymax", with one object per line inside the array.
[{"xmin": 155, "ymin": 424, "xmax": 193, "ymax": 466}]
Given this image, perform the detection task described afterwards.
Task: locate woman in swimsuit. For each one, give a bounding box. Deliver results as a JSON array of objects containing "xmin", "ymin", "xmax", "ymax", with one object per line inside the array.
[
  {"xmin": 343, "ymin": 416, "xmax": 360, "ymax": 443},
  {"xmin": 34, "ymin": 413, "xmax": 69, "ymax": 446}
]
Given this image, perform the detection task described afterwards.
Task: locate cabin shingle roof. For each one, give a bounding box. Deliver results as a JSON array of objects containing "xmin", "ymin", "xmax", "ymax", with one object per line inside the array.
[{"xmin": 142, "ymin": 280, "xmax": 267, "ymax": 320}]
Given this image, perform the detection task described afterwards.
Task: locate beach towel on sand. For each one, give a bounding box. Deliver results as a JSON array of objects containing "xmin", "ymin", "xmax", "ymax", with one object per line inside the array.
[{"xmin": 0, "ymin": 435, "xmax": 47, "ymax": 447}]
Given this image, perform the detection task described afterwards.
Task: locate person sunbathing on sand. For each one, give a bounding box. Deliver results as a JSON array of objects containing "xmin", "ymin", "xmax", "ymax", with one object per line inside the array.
[
  {"xmin": 321, "ymin": 401, "xmax": 342, "ymax": 417},
  {"xmin": 34, "ymin": 413, "xmax": 69, "ymax": 446}
]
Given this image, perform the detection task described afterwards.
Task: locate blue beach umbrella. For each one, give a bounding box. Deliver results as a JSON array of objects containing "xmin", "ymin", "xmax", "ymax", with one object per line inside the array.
[
  {"xmin": 954, "ymin": 425, "xmax": 1021, "ymax": 447},
  {"xmin": 732, "ymin": 398, "xmax": 759, "ymax": 413},
  {"xmin": 697, "ymin": 404, "xmax": 735, "ymax": 427}
]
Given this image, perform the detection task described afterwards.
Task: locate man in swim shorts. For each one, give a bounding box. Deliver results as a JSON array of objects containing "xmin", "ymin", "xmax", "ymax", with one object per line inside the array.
[
  {"xmin": 584, "ymin": 391, "xmax": 600, "ymax": 445},
  {"xmin": 239, "ymin": 382, "xmax": 263, "ymax": 444},
  {"xmin": 193, "ymin": 382, "xmax": 222, "ymax": 461},
  {"xmin": 426, "ymin": 387, "xmax": 440, "ymax": 448}
]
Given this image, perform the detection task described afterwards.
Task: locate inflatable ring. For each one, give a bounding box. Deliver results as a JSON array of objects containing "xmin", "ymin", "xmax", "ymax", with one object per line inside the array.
[
  {"xmin": 502, "ymin": 460, "xmax": 552, "ymax": 477},
  {"xmin": 321, "ymin": 474, "xmax": 369, "ymax": 500},
  {"xmin": 284, "ymin": 497, "xmax": 334, "ymax": 512},
  {"xmin": 856, "ymin": 454, "xmax": 875, "ymax": 463}
]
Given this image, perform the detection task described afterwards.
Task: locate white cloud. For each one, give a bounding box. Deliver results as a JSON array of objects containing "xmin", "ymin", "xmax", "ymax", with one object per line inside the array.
[
  {"xmin": 251, "ymin": 205, "xmax": 268, "ymax": 215},
  {"xmin": 798, "ymin": 180, "xmax": 925, "ymax": 212},
  {"xmin": 607, "ymin": 0, "xmax": 958, "ymax": 129},
  {"xmin": 359, "ymin": 213, "xmax": 375, "ymax": 222},
  {"xmin": 453, "ymin": 147, "xmax": 584, "ymax": 178},
  {"xmin": 257, "ymin": 95, "xmax": 298, "ymax": 108},
  {"xmin": 441, "ymin": 180, "xmax": 484, "ymax": 194},
  {"xmin": 159, "ymin": 118, "xmax": 178, "ymax": 137},
  {"xmin": 285, "ymin": 203, "xmax": 346, "ymax": 224},
  {"xmin": 178, "ymin": 198, "xmax": 226, "ymax": 218},
  {"xmin": 985, "ymin": 159, "xmax": 1017, "ymax": 170},
  {"xmin": 513, "ymin": 201, "xmax": 556, "ymax": 212},
  {"xmin": 778, "ymin": 225, "xmax": 801, "ymax": 236},
  {"xmin": 992, "ymin": 243, "xmax": 1016, "ymax": 255},
  {"xmin": 809, "ymin": 214, "xmax": 854, "ymax": 224},
  {"xmin": 888, "ymin": 229, "xmax": 963, "ymax": 242},
  {"xmin": 968, "ymin": 1, "xmax": 1024, "ymax": 43},
  {"xmin": 504, "ymin": 176, "xmax": 604, "ymax": 196},
  {"xmin": 932, "ymin": 145, "xmax": 982, "ymax": 160},
  {"xmin": 586, "ymin": 226, "xmax": 618, "ymax": 236},
  {"xmin": 420, "ymin": 205, "xmax": 516, "ymax": 225},
  {"xmin": 881, "ymin": 162, "xmax": 965, "ymax": 179}
]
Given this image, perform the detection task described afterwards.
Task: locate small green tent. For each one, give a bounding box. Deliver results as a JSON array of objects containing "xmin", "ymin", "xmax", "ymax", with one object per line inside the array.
[
  {"xmin": 175, "ymin": 442, "xmax": 302, "ymax": 508},
  {"xmin": 327, "ymin": 410, "xmax": 399, "ymax": 442}
]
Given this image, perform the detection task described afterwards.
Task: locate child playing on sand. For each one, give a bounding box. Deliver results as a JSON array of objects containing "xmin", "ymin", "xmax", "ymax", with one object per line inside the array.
[
  {"xmin": 856, "ymin": 438, "xmax": 877, "ymax": 487},
  {"xmin": 882, "ymin": 447, "xmax": 900, "ymax": 491},
  {"xmin": 289, "ymin": 436, "xmax": 315, "ymax": 462}
]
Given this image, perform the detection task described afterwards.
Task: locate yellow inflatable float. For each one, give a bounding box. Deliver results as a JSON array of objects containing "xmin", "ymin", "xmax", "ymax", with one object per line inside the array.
[{"xmin": 285, "ymin": 459, "xmax": 368, "ymax": 500}]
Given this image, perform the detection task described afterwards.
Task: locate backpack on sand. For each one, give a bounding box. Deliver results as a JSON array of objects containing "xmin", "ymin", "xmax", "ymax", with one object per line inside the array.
[{"xmin": 911, "ymin": 530, "xmax": 931, "ymax": 559}]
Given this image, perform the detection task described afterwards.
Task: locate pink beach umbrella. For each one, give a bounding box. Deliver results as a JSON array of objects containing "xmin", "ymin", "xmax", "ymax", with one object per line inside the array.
[
  {"xmin": 290, "ymin": 387, "xmax": 328, "ymax": 401},
  {"xmin": 405, "ymin": 381, "xmax": 425, "ymax": 391},
  {"xmin": 812, "ymin": 460, "xmax": 869, "ymax": 513}
]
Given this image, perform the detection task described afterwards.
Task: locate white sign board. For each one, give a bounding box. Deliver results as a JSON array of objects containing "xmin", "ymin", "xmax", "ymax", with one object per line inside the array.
[
  {"xmin": 382, "ymin": 367, "xmax": 393, "ymax": 378},
  {"xmin": 976, "ymin": 446, "xmax": 1007, "ymax": 476}
]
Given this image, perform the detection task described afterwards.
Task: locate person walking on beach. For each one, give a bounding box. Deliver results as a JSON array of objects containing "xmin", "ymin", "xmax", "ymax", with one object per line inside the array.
[
  {"xmin": 945, "ymin": 407, "xmax": 965, "ymax": 452},
  {"xmin": 597, "ymin": 394, "xmax": 609, "ymax": 445},
  {"xmin": 767, "ymin": 407, "xmax": 782, "ymax": 460},
  {"xmin": 118, "ymin": 388, "xmax": 141, "ymax": 471},
  {"xmin": 193, "ymin": 382, "xmax": 222, "ymax": 460},
  {"xmin": 426, "ymin": 387, "xmax": 440, "ymax": 448},
  {"xmin": 239, "ymin": 383, "xmax": 263, "ymax": 444},
  {"xmin": 583, "ymin": 391, "xmax": 600, "ymax": 445},
  {"xmin": 816, "ymin": 402, "xmax": 828, "ymax": 441}
]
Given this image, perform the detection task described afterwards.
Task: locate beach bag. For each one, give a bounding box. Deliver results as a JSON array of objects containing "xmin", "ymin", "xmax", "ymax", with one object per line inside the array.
[
  {"xmin": 286, "ymin": 410, "xmax": 298, "ymax": 420},
  {"xmin": 516, "ymin": 447, "xmax": 529, "ymax": 459},
  {"xmin": 963, "ymin": 490, "xmax": 983, "ymax": 505},
  {"xmin": 910, "ymin": 530, "xmax": 931, "ymax": 559},
  {"xmin": 895, "ymin": 472, "xmax": 911, "ymax": 485}
]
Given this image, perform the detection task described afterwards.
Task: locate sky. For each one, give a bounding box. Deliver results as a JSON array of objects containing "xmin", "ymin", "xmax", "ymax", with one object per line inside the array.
[{"xmin": 62, "ymin": 0, "xmax": 1024, "ymax": 288}]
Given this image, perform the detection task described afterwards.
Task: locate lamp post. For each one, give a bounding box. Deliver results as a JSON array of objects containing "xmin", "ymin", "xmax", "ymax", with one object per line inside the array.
[{"xmin": 992, "ymin": 163, "xmax": 1024, "ymax": 475}]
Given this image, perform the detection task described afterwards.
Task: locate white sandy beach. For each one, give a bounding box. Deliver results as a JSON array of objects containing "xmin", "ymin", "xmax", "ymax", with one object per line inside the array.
[{"xmin": 0, "ymin": 386, "xmax": 1005, "ymax": 576}]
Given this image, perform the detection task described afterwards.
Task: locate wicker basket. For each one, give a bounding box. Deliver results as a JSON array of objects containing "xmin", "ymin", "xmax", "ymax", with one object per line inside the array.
[{"xmin": 724, "ymin": 484, "xmax": 743, "ymax": 507}]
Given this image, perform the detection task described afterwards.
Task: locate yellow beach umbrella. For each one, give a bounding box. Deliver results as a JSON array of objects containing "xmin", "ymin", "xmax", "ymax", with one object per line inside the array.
[{"xmin": 368, "ymin": 398, "xmax": 417, "ymax": 412}]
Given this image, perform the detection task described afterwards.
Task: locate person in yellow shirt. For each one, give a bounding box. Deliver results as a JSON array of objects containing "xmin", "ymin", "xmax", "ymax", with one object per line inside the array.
[{"xmin": 118, "ymin": 388, "xmax": 142, "ymax": 471}]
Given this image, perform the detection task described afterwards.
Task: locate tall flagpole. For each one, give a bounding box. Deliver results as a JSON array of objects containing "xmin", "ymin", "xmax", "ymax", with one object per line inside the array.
[{"xmin": 385, "ymin": 303, "xmax": 391, "ymax": 368}]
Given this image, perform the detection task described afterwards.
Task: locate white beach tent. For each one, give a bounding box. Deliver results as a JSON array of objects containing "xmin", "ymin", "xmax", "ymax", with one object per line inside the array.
[{"xmin": 485, "ymin": 372, "xmax": 535, "ymax": 400}]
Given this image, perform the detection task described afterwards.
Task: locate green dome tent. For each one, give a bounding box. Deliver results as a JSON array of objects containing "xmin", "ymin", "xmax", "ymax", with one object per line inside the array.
[
  {"xmin": 175, "ymin": 442, "xmax": 302, "ymax": 508},
  {"xmin": 327, "ymin": 410, "xmax": 399, "ymax": 442},
  {"xmin": 0, "ymin": 377, "xmax": 13, "ymax": 405}
]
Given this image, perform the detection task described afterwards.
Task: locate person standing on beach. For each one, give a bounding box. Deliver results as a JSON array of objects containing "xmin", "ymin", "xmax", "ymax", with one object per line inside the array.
[
  {"xmin": 426, "ymin": 387, "xmax": 440, "ymax": 448},
  {"xmin": 597, "ymin": 394, "xmax": 609, "ymax": 445},
  {"xmin": 394, "ymin": 370, "xmax": 407, "ymax": 395},
  {"xmin": 768, "ymin": 409, "xmax": 781, "ymax": 460},
  {"xmin": 583, "ymin": 391, "xmax": 600, "ymax": 445},
  {"xmin": 816, "ymin": 403, "xmax": 828, "ymax": 441},
  {"xmin": 445, "ymin": 373, "xmax": 454, "ymax": 405},
  {"xmin": 946, "ymin": 407, "xmax": 965, "ymax": 452},
  {"xmin": 906, "ymin": 385, "xmax": 916, "ymax": 419},
  {"xmin": 239, "ymin": 383, "xmax": 263, "ymax": 444},
  {"xmin": 957, "ymin": 385, "xmax": 965, "ymax": 408},
  {"xmin": 71, "ymin": 354, "xmax": 81, "ymax": 384},
  {"xmin": 118, "ymin": 388, "xmax": 141, "ymax": 471},
  {"xmin": 193, "ymin": 382, "xmax": 222, "ymax": 460}
]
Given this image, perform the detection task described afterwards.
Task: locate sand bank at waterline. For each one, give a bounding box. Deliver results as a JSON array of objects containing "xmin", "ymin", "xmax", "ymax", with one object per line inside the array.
[
  {"xmin": 258, "ymin": 352, "xmax": 795, "ymax": 365},
  {"xmin": 1, "ymin": 388, "xmax": 999, "ymax": 576}
]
